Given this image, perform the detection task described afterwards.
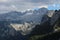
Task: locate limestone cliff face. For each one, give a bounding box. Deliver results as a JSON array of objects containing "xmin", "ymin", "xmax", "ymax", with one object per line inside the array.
[
  {"xmin": 50, "ymin": 10, "xmax": 60, "ymax": 26},
  {"xmin": 10, "ymin": 22, "xmax": 35, "ymax": 35}
]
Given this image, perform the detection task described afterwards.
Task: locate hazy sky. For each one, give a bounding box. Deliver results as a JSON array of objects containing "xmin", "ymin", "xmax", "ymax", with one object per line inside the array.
[{"xmin": 0, "ymin": 0, "xmax": 60, "ymax": 13}]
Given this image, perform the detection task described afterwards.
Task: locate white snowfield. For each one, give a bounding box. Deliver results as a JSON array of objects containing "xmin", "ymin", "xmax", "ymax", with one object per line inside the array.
[{"xmin": 10, "ymin": 22, "xmax": 35, "ymax": 35}]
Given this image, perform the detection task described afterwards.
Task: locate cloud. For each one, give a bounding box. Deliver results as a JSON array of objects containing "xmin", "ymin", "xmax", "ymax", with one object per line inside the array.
[
  {"xmin": 38, "ymin": 5, "xmax": 48, "ymax": 8},
  {"xmin": 0, "ymin": 0, "xmax": 8, "ymax": 2},
  {"xmin": 0, "ymin": 5, "xmax": 18, "ymax": 13},
  {"xmin": 0, "ymin": 0, "xmax": 60, "ymax": 13},
  {"xmin": 10, "ymin": 5, "xmax": 18, "ymax": 10}
]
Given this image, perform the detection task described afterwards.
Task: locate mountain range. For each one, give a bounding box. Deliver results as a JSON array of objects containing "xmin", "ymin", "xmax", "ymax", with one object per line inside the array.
[
  {"xmin": 0, "ymin": 8, "xmax": 54, "ymax": 24},
  {"xmin": 0, "ymin": 7, "xmax": 60, "ymax": 40}
]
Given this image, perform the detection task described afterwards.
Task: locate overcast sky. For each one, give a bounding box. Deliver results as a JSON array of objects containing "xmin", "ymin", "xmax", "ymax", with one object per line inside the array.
[{"xmin": 0, "ymin": 0, "xmax": 60, "ymax": 13}]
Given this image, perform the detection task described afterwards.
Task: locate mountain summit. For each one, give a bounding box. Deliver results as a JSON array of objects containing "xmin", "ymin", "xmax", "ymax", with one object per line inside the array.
[{"xmin": 0, "ymin": 8, "xmax": 50, "ymax": 24}]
